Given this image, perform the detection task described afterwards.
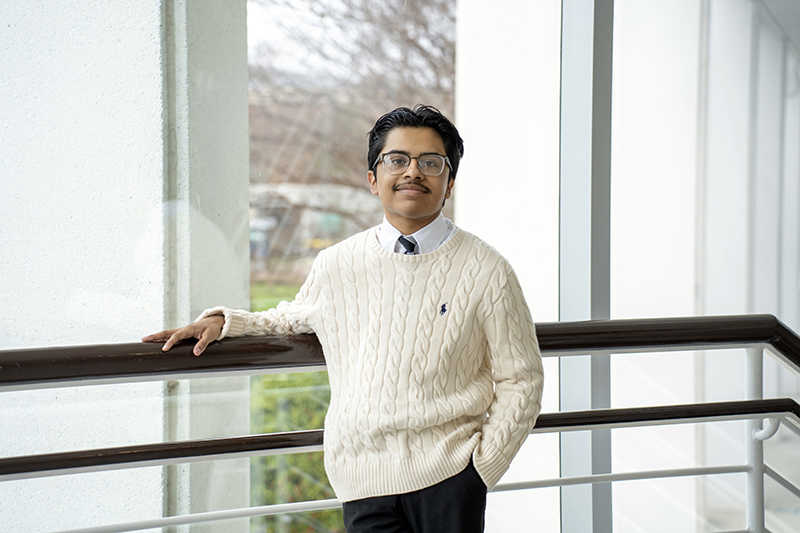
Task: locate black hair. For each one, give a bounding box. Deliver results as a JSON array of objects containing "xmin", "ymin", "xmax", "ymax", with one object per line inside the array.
[{"xmin": 367, "ymin": 105, "xmax": 464, "ymax": 180}]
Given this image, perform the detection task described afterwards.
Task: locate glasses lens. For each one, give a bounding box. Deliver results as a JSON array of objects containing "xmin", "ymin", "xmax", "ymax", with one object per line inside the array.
[
  {"xmin": 418, "ymin": 155, "xmax": 445, "ymax": 176},
  {"xmin": 383, "ymin": 153, "xmax": 410, "ymax": 174},
  {"xmin": 381, "ymin": 154, "xmax": 446, "ymax": 176}
]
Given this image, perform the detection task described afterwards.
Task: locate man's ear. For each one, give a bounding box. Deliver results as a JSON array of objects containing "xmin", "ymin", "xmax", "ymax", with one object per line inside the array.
[
  {"xmin": 368, "ymin": 170, "xmax": 379, "ymax": 196},
  {"xmin": 445, "ymin": 177, "xmax": 455, "ymax": 199}
]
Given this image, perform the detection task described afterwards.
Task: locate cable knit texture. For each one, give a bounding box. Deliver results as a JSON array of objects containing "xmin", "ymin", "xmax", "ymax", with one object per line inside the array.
[{"xmin": 198, "ymin": 227, "xmax": 544, "ymax": 502}]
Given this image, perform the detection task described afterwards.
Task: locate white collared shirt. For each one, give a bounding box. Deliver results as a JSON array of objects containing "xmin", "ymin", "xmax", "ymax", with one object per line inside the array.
[{"xmin": 375, "ymin": 213, "xmax": 457, "ymax": 255}]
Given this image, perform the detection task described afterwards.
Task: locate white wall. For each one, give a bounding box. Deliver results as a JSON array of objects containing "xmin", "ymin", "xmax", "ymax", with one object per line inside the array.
[
  {"xmin": 455, "ymin": 1, "xmax": 562, "ymax": 531},
  {"xmin": 609, "ymin": 1, "xmax": 702, "ymax": 530},
  {"xmin": 0, "ymin": 0, "xmax": 250, "ymax": 530},
  {"xmin": 781, "ymin": 50, "xmax": 800, "ymax": 331},
  {"xmin": 610, "ymin": 0, "xmax": 800, "ymax": 530},
  {"xmin": 458, "ymin": 0, "xmax": 800, "ymax": 531},
  {"xmin": 610, "ymin": 0, "xmax": 701, "ymax": 322},
  {"xmin": 704, "ymin": 0, "xmax": 754, "ymax": 319},
  {"xmin": 0, "ymin": 2, "xmax": 167, "ymax": 529},
  {"xmin": 454, "ymin": 1, "xmax": 561, "ymax": 324},
  {"xmin": 0, "ymin": 2, "xmax": 167, "ymax": 346}
]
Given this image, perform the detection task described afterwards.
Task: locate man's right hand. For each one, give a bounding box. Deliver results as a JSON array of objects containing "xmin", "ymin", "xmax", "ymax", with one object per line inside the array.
[{"xmin": 141, "ymin": 315, "xmax": 225, "ymax": 356}]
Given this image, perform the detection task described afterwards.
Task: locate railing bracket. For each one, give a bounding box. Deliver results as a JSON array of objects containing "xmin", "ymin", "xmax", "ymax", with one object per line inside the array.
[{"xmin": 753, "ymin": 416, "xmax": 781, "ymax": 441}]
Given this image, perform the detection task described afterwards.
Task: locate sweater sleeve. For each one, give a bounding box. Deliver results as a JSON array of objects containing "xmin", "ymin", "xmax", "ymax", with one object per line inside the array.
[
  {"xmin": 472, "ymin": 263, "xmax": 544, "ymax": 489},
  {"xmin": 196, "ymin": 250, "xmax": 326, "ymax": 340}
]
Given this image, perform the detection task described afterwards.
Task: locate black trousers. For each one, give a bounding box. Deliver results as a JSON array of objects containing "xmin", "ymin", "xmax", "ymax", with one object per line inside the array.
[{"xmin": 342, "ymin": 461, "xmax": 487, "ymax": 533}]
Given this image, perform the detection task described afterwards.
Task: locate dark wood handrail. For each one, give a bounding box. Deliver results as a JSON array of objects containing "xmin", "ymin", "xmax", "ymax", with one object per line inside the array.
[
  {"xmin": 1, "ymin": 398, "xmax": 797, "ymax": 480},
  {"xmin": 1, "ymin": 314, "xmax": 798, "ymax": 390}
]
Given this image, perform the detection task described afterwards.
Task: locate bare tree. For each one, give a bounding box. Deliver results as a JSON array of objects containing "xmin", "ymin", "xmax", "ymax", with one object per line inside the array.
[
  {"xmin": 248, "ymin": 0, "xmax": 456, "ymax": 189},
  {"xmin": 247, "ymin": 0, "xmax": 456, "ymax": 284}
]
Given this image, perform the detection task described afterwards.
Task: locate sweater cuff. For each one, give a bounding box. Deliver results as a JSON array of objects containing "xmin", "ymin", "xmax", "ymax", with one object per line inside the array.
[
  {"xmin": 472, "ymin": 441, "xmax": 511, "ymax": 490},
  {"xmin": 195, "ymin": 306, "xmax": 246, "ymax": 340}
]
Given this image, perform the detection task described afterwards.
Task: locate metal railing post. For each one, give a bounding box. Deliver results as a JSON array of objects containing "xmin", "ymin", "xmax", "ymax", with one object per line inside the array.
[{"xmin": 745, "ymin": 346, "xmax": 765, "ymax": 533}]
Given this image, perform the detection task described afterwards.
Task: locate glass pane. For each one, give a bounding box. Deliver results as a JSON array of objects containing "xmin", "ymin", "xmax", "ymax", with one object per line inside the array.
[
  {"xmin": 486, "ymin": 487, "xmax": 560, "ymax": 533},
  {"xmin": 247, "ymin": 0, "xmax": 457, "ymax": 293},
  {"xmin": 251, "ymin": 451, "xmax": 343, "ymax": 532},
  {"xmin": 764, "ymin": 347, "xmax": 800, "ymax": 403},
  {"xmin": 0, "ymin": 466, "xmax": 166, "ymax": 532},
  {"xmin": 250, "ymin": 510, "xmax": 344, "ymax": 533},
  {"xmin": 614, "ymin": 473, "xmax": 746, "ymax": 532},
  {"xmin": 1, "ymin": 373, "xmax": 328, "ymax": 458},
  {"xmin": 1, "ymin": 455, "xmax": 341, "ymax": 532},
  {"xmin": 246, "ymin": 2, "xmax": 456, "ymax": 532},
  {"xmin": 611, "ymin": 350, "xmax": 704, "ymax": 408},
  {"xmin": 1, "ymin": 382, "xmax": 167, "ymax": 456},
  {"xmin": 765, "ymin": 423, "xmax": 800, "ymax": 533}
]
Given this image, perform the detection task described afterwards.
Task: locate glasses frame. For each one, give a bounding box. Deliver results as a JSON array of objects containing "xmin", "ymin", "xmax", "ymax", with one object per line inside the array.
[{"xmin": 373, "ymin": 152, "xmax": 453, "ymax": 177}]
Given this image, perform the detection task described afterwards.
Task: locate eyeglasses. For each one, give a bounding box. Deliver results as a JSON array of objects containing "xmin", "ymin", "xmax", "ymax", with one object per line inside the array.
[{"xmin": 373, "ymin": 152, "xmax": 452, "ymax": 177}]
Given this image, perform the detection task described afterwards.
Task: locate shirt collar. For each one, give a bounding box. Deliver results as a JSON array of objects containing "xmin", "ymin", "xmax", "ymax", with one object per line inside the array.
[{"xmin": 376, "ymin": 213, "xmax": 453, "ymax": 254}]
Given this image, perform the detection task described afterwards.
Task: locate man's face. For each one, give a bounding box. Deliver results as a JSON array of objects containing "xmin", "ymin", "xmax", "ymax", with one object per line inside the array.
[{"xmin": 368, "ymin": 127, "xmax": 455, "ymax": 235}]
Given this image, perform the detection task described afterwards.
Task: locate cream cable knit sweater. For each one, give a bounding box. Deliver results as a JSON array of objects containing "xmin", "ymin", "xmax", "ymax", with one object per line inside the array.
[{"xmin": 199, "ymin": 227, "xmax": 544, "ymax": 502}]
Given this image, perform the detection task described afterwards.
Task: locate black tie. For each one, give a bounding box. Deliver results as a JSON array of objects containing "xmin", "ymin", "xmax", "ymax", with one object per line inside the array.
[{"xmin": 398, "ymin": 235, "xmax": 417, "ymax": 255}]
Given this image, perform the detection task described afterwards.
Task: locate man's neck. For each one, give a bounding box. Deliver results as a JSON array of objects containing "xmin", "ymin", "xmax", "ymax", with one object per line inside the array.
[
  {"xmin": 376, "ymin": 213, "xmax": 455, "ymax": 255},
  {"xmin": 385, "ymin": 212, "xmax": 440, "ymax": 236}
]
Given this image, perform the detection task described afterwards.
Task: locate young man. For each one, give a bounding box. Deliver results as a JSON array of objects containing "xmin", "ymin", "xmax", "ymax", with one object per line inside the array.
[{"xmin": 144, "ymin": 105, "xmax": 544, "ymax": 532}]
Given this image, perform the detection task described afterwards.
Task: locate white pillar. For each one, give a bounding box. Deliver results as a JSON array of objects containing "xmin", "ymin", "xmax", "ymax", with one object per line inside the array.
[
  {"xmin": 745, "ymin": 347, "xmax": 765, "ymax": 533},
  {"xmin": 559, "ymin": 0, "xmax": 614, "ymax": 530},
  {"xmin": 455, "ymin": 1, "xmax": 562, "ymax": 531},
  {"xmin": 609, "ymin": 0, "xmax": 704, "ymax": 530}
]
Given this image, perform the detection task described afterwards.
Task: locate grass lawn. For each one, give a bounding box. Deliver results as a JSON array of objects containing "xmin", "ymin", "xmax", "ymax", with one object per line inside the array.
[{"xmin": 250, "ymin": 283, "xmax": 302, "ymax": 312}]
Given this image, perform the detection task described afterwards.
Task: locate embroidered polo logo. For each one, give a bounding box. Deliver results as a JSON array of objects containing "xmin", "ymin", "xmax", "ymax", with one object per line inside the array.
[{"xmin": 440, "ymin": 303, "xmax": 448, "ymax": 315}]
